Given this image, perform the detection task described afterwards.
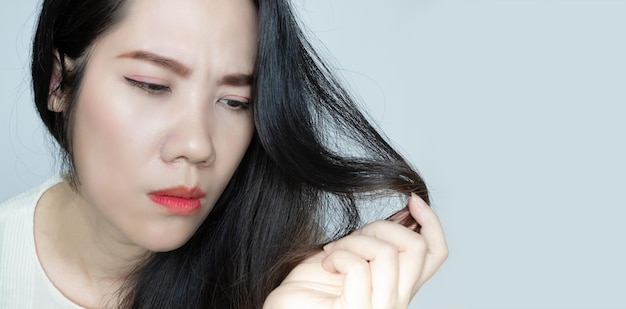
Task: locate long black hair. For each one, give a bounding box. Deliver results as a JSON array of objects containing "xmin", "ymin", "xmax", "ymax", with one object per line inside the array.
[{"xmin": 31, "ymin": 0, "xmax": 429, "ymax": 307}]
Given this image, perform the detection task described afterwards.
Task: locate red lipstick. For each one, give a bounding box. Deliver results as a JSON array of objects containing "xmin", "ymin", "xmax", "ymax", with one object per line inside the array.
[{"xmin": 148, "ymin": 186, "xmax": 206, "ymax": 216}]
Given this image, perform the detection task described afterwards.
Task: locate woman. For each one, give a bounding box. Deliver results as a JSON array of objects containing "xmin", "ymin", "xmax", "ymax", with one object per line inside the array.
[{"xmin": 0, "ymin": 0, "xmax": 447, "ymax": 308}]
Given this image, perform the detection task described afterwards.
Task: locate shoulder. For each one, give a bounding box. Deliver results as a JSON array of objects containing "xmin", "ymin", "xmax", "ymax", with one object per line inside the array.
[
  {"xmin": 0, "ymin": 175, "xmax": 71, "ymax": 309},
  {"xmin": 0, "ymin": 176, "xmax": 65, "ymax": 221}
]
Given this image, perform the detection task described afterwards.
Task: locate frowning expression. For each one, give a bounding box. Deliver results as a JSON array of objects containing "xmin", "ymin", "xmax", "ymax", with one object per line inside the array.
[{"xmin": 67, "ymin": 0, "xmax": 257, "ymax": 251}]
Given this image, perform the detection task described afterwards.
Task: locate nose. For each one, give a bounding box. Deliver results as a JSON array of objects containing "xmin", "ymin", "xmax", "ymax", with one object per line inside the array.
[{"xmin": 160, "ymin": 106, "xmax": 216, "ymax": 167}]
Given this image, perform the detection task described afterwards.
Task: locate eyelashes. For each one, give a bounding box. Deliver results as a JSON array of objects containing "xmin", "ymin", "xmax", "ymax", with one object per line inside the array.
[
  {"xmin": 124, "ymin": 76, "xmax": 171, "ymax": 94},
  {"xmin": 218, "ymin": 98, "xmax": 250, "ymax": 111},
  {"xmin": 123, "ymin": 76, "xmax": 250, "ymax": 111}
]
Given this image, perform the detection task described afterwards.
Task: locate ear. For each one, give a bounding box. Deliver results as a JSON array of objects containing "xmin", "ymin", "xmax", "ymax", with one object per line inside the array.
[{"xmin": 48, "ymin": 50, "xmax": 66, "ymax": 112}]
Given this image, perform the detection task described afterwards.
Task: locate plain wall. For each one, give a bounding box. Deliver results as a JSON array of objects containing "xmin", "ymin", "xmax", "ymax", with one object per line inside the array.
[{"xmin": 2, "ymin": 1, "xmax": 625, "ymax": 308}]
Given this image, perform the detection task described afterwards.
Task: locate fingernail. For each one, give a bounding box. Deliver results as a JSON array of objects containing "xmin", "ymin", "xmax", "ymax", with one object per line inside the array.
[
  {"xmin": 410, "ymin": 193, "xmax": 421, "ymax": 203},
  {"xmin": 411, "ymin": 193, "xmax": 427, "ymax": 208},
  {"xmin": 323, "ymin": 241, "xmax": 336, "ymax": 251}
]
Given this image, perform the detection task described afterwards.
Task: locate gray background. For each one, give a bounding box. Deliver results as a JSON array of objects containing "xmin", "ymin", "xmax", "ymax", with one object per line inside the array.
[{"xmin": 2, "ymin": 0, "xmax": 625, "ymax": 308}]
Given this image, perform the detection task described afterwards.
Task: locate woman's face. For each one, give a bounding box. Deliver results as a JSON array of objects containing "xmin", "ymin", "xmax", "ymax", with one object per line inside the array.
[{"xmin": 65, "ymin": 0, "xmax": 257, "ymax": 251}]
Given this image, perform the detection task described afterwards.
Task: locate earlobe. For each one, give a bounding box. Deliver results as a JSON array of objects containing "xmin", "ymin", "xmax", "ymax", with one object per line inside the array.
[
  {"xmin": 48, "ymin": 92, "xmax": 65, "ymax": 112},
  {"xmin": 48, "ymin": 50, "xmax": 66, "ymax": 112}
]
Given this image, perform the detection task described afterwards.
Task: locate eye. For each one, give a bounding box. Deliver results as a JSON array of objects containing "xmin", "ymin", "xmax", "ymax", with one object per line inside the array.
[
  {"xmin": 124, "ymin": 77, "xmax": 171, "ymax": 94},
  {"xmin": 218, "ymin": 98, "xmax": 250, "ymax": 111}
]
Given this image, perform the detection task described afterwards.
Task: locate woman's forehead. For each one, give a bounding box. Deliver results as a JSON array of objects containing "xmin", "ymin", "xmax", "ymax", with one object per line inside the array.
[{"xmin": 95, "ymin": 0, "xmax": 259, "ymax": 75}]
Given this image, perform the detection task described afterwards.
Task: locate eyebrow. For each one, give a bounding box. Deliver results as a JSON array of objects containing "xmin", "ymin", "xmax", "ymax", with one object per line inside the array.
[
  {"xmin": 117, "ymin": 50, "xmax": 253, "ymax": 86},
  {"xmin": 218, "ymin": 74, "xmax": 253, "ymax": 87},
  {"xmin": 117, "ymin": 50, "xmax": 191, "ymax": 77}
]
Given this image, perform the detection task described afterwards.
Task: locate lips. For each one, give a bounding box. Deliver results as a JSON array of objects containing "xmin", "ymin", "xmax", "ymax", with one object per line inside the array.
[{"xmin": 148, "ymin": 186, "xmax": 206, "ymax": 216}]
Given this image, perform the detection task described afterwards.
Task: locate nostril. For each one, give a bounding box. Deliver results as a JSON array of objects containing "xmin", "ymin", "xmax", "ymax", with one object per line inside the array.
[{"xmin": 159, "ymin": 122, "xmax": 216, "ymax": 166}]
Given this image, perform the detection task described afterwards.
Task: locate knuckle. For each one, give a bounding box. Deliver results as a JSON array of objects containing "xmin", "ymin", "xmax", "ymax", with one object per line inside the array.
[
  {"xmin": 351, "ymin": 258, "xmax": 370, "ymax": 272},
  {"xmin": 439, "ymin": 248, "xmax": 450, "ymax": 261},
  {"xmin": 377, "ymin": 243, "xmax": 399, "ymax": 260},
  {"xmin": 406, "ymin": 234, "xmax": 428, "ymax": 254},
  {"xmin": 351, "ymin": 258, "xmax": 370, "ymax": 273}
]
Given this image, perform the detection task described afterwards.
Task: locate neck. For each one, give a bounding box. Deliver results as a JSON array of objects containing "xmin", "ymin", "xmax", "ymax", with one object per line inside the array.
[{"xmin": 35, "ymin": 180, "xmax": 149, "ymax": 307}]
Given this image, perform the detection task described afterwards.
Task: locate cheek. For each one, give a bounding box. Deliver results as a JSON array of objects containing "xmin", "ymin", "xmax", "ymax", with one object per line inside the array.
[
  {"xmin": 71, "ymin": 77, "xmax": 160, "ymax": 194},
  {"xmin": 212, "ymin": 111, "xmax": 255, "ymax": 176},
  {"xmin": 201, "ymin": 110, "xmax": 254, "ymax": 203}
]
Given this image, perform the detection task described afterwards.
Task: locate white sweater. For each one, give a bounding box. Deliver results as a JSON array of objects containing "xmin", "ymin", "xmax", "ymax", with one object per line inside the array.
[{"xmin": 0, "ymin": 176, "xmax": 82, "ymax": 308}]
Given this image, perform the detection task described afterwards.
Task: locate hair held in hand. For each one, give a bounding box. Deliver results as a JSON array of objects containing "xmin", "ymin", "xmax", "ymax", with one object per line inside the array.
[{"xmin": 30, "ymin": 0, "xmax": 428, "ymax": 307}]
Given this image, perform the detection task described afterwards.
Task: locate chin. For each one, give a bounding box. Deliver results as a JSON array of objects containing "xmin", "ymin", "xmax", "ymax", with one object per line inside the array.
[
  {"xmin": 136, "ymin": 231, "xmax": 196, "ymax": 253},
  {"xmin": 145, "ymin": 239, "xmax": 191, "ymax": 252}
]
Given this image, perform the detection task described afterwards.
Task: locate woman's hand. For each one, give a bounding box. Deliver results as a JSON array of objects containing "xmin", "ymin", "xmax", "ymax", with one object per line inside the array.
[{"xmin": 263, "ymin": 194, "xmax": 447, "ymax": 309}]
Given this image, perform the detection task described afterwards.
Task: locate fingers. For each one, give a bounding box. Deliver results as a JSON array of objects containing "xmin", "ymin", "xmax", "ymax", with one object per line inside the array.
[
  {"xmin": 320, "ymin": 193, "xmax": 448, "ymax": 308},
  {"xmin": 351, "ymin": 218, "xmax": 428, "ymax": 306},
  {"xmin": 321, "ymin": 249, "xmax": 372, "ymax": 309},
  {"xmin": 408, "ymin": 193, "xmax": 448, "ymax": 289},
  {"xmin": 323, "ymin": 236, "xmax": 399, "ymax": 308}
]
